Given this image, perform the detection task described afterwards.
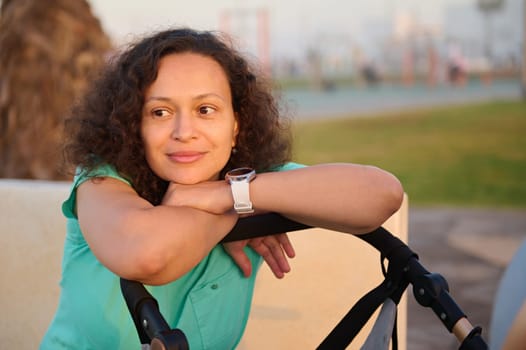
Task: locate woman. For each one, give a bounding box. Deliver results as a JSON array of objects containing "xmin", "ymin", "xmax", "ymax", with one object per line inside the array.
[{"xmin": 40, "ymin": 28, "xmax": 404, "ymax": 349}]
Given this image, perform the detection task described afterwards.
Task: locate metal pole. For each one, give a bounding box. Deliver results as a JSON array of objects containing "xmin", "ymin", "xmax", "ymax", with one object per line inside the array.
[
  {"xmin": 522, "ymin": 0, "xmax": 526, "ymax": 99},
  {"xmin": 484, "ymin": 11, "xmax": 493, "ymax": 62},
  {"xmin": 257, "ymin": 8, "xmax": 270, "ymax": 77}
]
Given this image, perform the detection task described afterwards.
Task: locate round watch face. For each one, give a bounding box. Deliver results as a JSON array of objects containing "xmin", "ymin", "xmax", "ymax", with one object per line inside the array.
[
  {"xmin": 226, "ymin": 167, "xmax": 256, "ymax": 181},
  {"xmin": 227, "ymin": 167, "xmax": 254, "ymax": 177}
]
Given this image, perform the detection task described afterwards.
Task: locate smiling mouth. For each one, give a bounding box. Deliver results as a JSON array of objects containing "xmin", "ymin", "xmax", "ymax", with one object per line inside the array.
[{"xmin": 167, "ymin": 151, "xmax": 205, "ymax": 164}]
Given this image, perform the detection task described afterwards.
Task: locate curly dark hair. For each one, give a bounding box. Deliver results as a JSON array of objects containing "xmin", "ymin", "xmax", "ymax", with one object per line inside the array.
[{"xmin": 63, "ymin": 27, "xmax": 292, "ymax": 205}]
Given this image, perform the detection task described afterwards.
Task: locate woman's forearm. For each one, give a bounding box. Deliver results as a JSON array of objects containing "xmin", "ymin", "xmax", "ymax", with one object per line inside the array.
[
  {"xmin": 250, "ymin": 163, "xmax": 404, "ymax": 234},
  {"xmin": 125, "ymin": 205, "xmax": 238, "ymax": 285},
  {"xmin": 78, "ymin": 179, "xmax": 238, "ymax": 285}
]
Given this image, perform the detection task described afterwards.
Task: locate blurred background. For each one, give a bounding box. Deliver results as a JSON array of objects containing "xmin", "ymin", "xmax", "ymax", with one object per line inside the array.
[
  {"xmin": 0, "ymin": 0, "xmax": 525, "ymax": 349},
  {"xmin": 0, "ymin": 0, "xmax": 524, "ymax": 182},
  {"xmin": 93, "ymin": 0, "xmax": 524, "ymax": 117}
]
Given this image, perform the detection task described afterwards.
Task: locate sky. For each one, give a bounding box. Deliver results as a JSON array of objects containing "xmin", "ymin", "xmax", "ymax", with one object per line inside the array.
[{"xmin": 87, "ymin": 0, "xmax": 522, "ymax": 62}]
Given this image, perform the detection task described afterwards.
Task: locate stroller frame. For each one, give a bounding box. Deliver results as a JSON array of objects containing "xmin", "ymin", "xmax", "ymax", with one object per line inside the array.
[{"xmin": 120, "ymin": 213, "xmax": 488, "ymax": 350}]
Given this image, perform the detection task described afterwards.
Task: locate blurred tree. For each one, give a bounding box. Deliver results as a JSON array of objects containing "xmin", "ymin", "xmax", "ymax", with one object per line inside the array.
[{"xmin": 0, "ymin": 0, "xmax": 112, "ymax": 180}]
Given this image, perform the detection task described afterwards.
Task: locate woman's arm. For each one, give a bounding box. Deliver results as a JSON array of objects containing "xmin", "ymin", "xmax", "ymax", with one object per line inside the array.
[
  {"xmin": 171, "ymin": 163, "xmax": 403, "ymax": 235},
  {"xmin": 251, "ymin": 163, "xmax": 404, "ymax": 234},
  {"xmin": 76, "ymin": 177, "xmax": 238, "ymax": 285},
  {"xmin": 80, "ymin": 163, "xmax": 402, "ymax": 285}
]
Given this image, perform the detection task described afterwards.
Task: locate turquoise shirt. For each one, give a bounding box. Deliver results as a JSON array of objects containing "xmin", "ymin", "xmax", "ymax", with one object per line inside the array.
[{"xmin": 40, "ymin": 162, "xmax": 303, "ymax": 350}]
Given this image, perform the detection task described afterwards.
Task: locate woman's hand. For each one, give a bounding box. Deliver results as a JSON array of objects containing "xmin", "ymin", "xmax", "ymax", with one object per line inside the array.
[
  {"xmin": 163, "ymin": 181, "xmax": 296, "ymax": 278},
  {"xmin": 162, "ymin": 180, "xmax": 233, "ymax": 214},
  {"xmin": 223, "ymin": 233, "xmax": 296, "ymax": 278}
]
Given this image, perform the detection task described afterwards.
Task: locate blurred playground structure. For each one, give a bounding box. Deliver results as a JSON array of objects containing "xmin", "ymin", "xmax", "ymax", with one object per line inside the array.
[{"xmin": 211, "ymin": 0, "xmax": 524, "ymax": 90}]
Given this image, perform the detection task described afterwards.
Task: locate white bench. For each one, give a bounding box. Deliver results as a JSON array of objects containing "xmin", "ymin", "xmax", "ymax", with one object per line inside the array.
[
  {"xmin": 0, "ymin": 180, "xmax": 70, "ymax": 349},
  {"xmin": 0, "ymin": 179, "xmax": 408, "ymax": 349}
]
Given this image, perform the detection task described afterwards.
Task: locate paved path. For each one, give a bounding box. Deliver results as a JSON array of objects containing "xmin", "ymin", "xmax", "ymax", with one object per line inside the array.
[
  {"xmin": 286, "ymin": 79, "xmax": 522, "ymax": 120},
  {"xmin": 406, "ymin": 207, "xmax": 526, "ymax": 350}
]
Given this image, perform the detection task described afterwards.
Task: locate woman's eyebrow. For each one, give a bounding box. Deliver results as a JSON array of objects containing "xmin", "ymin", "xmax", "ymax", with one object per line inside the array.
[
  {"xmin": 144, "ymin": 93, "xmax": 227, "ymax": 103},
  {"xmin": 194, "ymin": 93, "xmax": 227, "ymax": 102},
  {"xmin": 144, "ymin": 96, "xmax": 173, "ymax": 103}
]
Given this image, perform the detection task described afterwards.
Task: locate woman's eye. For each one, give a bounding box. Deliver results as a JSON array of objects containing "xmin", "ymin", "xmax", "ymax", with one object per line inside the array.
[
  {"xmin": 198, "ymin": 106, "xmax": 215, "ymax": 116},
  {"xmin": 152, "ymin": 109, "xmax": 170, "ymax": 118}
]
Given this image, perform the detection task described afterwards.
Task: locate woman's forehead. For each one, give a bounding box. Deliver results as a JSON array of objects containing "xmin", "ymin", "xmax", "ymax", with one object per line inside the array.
[{"xmin": 147, "ymin": 53, "xmax": 232, "ymax": 99}]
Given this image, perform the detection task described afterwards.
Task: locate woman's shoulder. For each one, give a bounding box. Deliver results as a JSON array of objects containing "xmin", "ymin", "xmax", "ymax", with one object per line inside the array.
[
  {"xmin": 74, "ymin": 163, "xmax": 131, "ymax": 185},
  {"xmin": 62, "ymin": 163, "xmax": 132, "ymax": 219}
]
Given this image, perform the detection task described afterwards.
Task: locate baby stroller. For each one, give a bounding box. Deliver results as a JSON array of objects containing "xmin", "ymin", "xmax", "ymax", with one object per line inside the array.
[{"xmin": 120, "ymin": 213, "xmax": 488, "ymax": 350}]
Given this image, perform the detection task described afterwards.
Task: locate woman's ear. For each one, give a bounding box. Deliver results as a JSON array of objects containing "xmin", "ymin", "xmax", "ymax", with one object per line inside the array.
[{"xmin": 232, "ymin": 113, "xmax": 239, "ymax": 147}]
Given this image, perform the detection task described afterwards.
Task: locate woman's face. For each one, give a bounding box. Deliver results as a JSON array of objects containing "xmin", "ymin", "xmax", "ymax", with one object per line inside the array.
[{"xmin": 141, "ymin": 52, "xmax": 238, "ymax": 184}]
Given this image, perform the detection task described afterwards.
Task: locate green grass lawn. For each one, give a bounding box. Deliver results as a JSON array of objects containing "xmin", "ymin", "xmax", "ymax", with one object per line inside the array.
[{"xmin": 292, "ymin": 100, "xmax": 526, "ymax": 207}]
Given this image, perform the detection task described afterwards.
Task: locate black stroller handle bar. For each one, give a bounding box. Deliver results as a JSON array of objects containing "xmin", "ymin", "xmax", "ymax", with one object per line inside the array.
[{"xmin": 121, "ymin": 213, "xmax": 488, "ymax": 350}]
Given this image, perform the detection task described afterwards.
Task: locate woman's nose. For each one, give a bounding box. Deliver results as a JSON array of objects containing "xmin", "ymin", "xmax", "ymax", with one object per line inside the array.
[{"xmin": 171, "ymin": 112, "xmax": 196, "ymax": 141}]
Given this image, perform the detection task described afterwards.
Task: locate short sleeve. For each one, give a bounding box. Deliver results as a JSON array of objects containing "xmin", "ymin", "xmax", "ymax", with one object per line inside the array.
[
  {"xmin": 61, "ymin": 164, "xmax": 133, "ymax": 219},
  {"xmin": 269, "ymin": 162, "xmax": 306, "ymax": 172}
]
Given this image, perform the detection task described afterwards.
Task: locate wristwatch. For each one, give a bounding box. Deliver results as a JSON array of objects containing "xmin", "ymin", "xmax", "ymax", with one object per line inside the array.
[{"xmin": 225, "ymin": 167, "xmax": 257, "ymax": 214}]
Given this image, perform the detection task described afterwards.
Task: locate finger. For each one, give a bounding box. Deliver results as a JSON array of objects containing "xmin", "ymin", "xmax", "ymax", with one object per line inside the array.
[
  {"xmin": 230, "ymin": 249, "xmax": 252, "ymax": 277},
  {"xmin": 223, "ymin": 242, "xmax": 252, "ymax": 277},
  {"xmin": 250, "ymin": 242, "xmax": 284, "ymax": 279},
  {"xmin": 276, "ymin": 233, "xmax": 296, "ymax": 258},
  {"xmin": 264, "ymin": 237, "xmax": 291, "ymax": 274}
]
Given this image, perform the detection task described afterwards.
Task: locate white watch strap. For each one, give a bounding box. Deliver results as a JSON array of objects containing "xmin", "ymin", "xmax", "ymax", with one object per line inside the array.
[{"xmin": 231, "ymin": 180, "xmax": 253, "ymax": 214}]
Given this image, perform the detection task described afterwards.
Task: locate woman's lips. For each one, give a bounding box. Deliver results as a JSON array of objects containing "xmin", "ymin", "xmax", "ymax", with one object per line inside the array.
[{"xmin": 167, "ymin": 151, "xmax": 205, "ymax": 163}]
